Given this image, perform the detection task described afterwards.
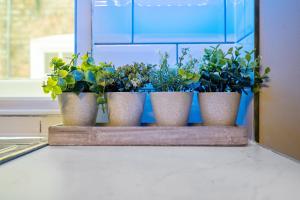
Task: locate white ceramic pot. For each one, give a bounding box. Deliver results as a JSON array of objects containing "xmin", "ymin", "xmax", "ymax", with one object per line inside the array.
[
  {"xmin": 107, "ymin": 92, "xmax": 146, "ymax": 126},
  {"xmin": 198, "ymin": 92, "xmax": 241, "ymax": 126},
  {"xmin": 150, "ymin": 92, "xmax": 193, "ymax": 126},
  {"xmin": 58, "ymin": 92, "xmax": 98, "ymax": 126}
]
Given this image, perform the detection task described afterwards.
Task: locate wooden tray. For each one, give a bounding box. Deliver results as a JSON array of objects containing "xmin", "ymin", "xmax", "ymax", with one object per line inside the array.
[{"xmin": 48, "ymin": 126, "xmax": 248, "ymax": 146}]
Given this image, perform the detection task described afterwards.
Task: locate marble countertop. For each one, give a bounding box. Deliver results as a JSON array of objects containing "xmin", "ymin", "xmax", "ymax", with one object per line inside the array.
[{"xmin": 0, "ymin": 143, "xmax": 299, "ymax": 200}]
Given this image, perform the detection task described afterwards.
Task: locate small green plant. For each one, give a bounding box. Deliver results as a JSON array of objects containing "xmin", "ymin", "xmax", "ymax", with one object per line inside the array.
[
  {"xmin": 42, "ymin": 53, "xmax": 115, "ymax": 106},
  {"xmin": 177, "ymin": 48, "xmax": 201, "ymax": 89},
  {"xmin": 107, "ymin": 62, "xmax": 153, "ymax": 92},
  {"xmin": 197, "ymin": 45, "xmax": 270, "ymax": 93},
  {"xmin": 150, "ymin": 49, "xmax": 200, "ymax": 92},
  {"xmin": 94, "ymin": 62, "xmax": 115, "ymax": 105},
  {"xmin": 42, "ymin": 53, "xmax": 96, "ymax": 100}
]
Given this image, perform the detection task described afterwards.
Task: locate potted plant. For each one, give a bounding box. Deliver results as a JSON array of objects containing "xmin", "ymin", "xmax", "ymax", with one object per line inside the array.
[
  {"xmin": 42, "ymin": 53, "xmax": 103, "ymax": 126},
  {"xmin": 103, "ymin": 63, "xmax": 153, "ymax": 126},
  {"xmin": 197, "ymin": 45, "xmax": 270, "ymax": 126},
  {"xmin": 150, "ymin": 49, "xmax": 200, "ymax": 126}
]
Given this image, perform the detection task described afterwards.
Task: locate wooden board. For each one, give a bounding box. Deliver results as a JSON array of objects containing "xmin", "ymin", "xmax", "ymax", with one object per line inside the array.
[{"xmin": 48, "ymin": 126, "xmax": 248, "ymax": 146}]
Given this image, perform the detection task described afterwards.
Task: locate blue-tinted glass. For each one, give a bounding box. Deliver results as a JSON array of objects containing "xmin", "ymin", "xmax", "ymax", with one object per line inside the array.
[
  {"xmin": 245, "ymin": 0, "xmax": 254, "ymax": 36},
  {"xmin": 93, "ymin": 44, "xmax": 177, "ymax": 66},
  {"xmin": 93, "ymin": 0, "xmax": 132, "ymax": 43},
  {"xmin": 91, "ymin": 0, "xmax": 255, "ymax": 123},
  {"xmin": 134, "ymin": 0, "xmax": 225, "ymax": 43},
  {"xmin": 226, "ymin": 0, "xmax": 254, "ymax": 42}
]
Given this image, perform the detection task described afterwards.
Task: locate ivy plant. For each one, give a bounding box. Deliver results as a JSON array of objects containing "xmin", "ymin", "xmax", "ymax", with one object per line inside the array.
[
  {"xmin": 197, "ymin": 45, "xmax": 270, "ymax": 94},
  {"xmin": 150, "ymin": 49, "xmax": 200, "ymax": 92},
  {"xmin": 42, "ymin": 54, "xmax": 89, "ymax": 100},
  {"xmin": 42, "ymin": 53, "xmax": 115, "ymax": 104}
]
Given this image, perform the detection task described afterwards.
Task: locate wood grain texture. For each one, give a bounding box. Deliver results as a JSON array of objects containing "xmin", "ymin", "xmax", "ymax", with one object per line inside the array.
[{"xmin": 48, "ymin": 126, "xmax": 248, "ymax": 146}]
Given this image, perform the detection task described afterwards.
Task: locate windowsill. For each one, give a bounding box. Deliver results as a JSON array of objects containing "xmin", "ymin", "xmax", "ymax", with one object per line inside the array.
[
  {"xmin": 0, "ymin": 80, "xmax": 60, "ymax": 115},
  {"xmin": 0, "ymin": 97, "xmax": 60, "ymax": 116},
  {"xmin": 0, "ymin": 109, "xmax": 60, "ymax": 116},
  {"xmin": 0, "ymin": 80, "xmax": 46, "ymax": 98}
]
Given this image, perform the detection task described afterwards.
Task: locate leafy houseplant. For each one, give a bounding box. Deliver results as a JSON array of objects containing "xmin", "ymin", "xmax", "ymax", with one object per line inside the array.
[
  {"xmin": 197, "ymin": 45, "xmax": 270, "ymax": 125},
  {"xmin": 150, "ymin": 49, "xmax": 200, "ymax": 126},
  {"xmin": 42, "ymin": 53, "xmax": 103, "ymax": 126},
  {"xmin": 106, "ymin": 63, "xmax": 152, "ymax": 92},
  {"xmin": 104, "ymin": 63, "xmax": 153, "ymax": 126}
]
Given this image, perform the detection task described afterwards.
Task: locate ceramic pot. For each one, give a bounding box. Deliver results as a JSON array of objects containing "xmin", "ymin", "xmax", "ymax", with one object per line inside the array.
[
  {"xmin": 150, "ymin": 92, "xmax": 193, "ymax": 126},
  {"xmin": 107, "ymin": 92, "xmax": 146, "ymax": 126},
  {"xmin": 198, "ymin": 92, "xmax": 241, "ymax": 126},
  {"xmin": 58, "ymin": 92, "xmax": 98, "ymax": 126}
]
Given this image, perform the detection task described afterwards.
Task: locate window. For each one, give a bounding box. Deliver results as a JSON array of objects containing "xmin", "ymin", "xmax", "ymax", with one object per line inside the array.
[{"xmin": 0, "ymin": 0, "xmax": 74, "ymax": 80}]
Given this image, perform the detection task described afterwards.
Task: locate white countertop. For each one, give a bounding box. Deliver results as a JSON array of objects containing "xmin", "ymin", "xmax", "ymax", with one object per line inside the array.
[{"xmin": 0, "ymin": 143, "xmax": 300, "ymax": 200}]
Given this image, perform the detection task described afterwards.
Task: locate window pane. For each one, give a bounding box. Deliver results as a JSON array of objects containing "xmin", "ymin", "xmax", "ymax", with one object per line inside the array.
[
  {"xmin": 93, "ymin": 0, "xmax": 132, "ymax": 44},
  {"xmin": 0, "ymin": 0, "xmax": 74, "ymax": 80},
  {"xmin": 134, "ymin": 0, "xmax": 225, "ymax": 43}
]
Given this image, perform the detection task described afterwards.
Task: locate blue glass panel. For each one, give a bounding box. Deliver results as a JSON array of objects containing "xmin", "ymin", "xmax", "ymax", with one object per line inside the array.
[
  {"xmin": 226, "ymin": 0, "xmax": 245, "ymax": 42},
  {"xmin": 245, "ymin": 0, "xmax": 254, "ymax": 36},
  {"xmin": 93, "ymin": 44, "xmax": 177, "ymax": 66},
  {"xmin": 93, "ymin": 0, "xmax": 132, "ymax": 43},
  {"xmin": 237, "ymin": 33, "xmax": 254, "ymax": 51},
  {"xmin": 134, "ymin": 0, "xmax": 225, "ymax": 43},
  {"xmin": 226, "ymin": 0, "xmax": 254, "ymax": 42}
]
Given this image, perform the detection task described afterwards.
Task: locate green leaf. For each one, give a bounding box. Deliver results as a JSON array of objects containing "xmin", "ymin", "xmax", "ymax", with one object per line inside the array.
[
  {"xmin": 192, "ymin": 74, "xmax": 200, "ymax": 82},
  {"xmin": 104, "ymin": 67, "xmax": 115, "ymax": 73},
  {"xmin": 97, "ymin": 96, "xmax": 107, "ymax": 104},
  {"xmin": 51, "ymin": 92, "xmax": 57, "ymax": 100},
  {"xmin": 227, "ymin": 47, "xmax": 233, "ymax": 55},
  {"xmin": 219, "ymin": 59, "xmax": 227, "ymax": 66},
  {"xmin": 50, "ymin": 57, "xmax": 65, "ymax": 69},
  {"xmin": 53, "ymin": 85, "xmax": 62, "ymax": 95},
  {"xmin": 98, "ymin": 81, "xmax": 106, "ymax": 87},
  {"xmin": 87, "ymin": 57, "xmax": 95, "ymax": 65},
  {"xmin": 65, "ymin": 75, "xmax": 75, "ymax": 85},
  {"xmin": 85, "ymin": 70, "xmax": 96, "ymax": 83},
  {"xmin": 71, "ymin": 70, "xmax": 84, "ymax": 81},
  {"xmin": 58, "ymin": 70, "xmax": 68, "ymax": 78},
  {"xmin": 81, "ymin": 53, "xmax": 89, "ymax": 62},
  {"xmin": 42, "ymin": 85, "xmax": 51, "ymax": 94},
  {"xmin": 265, "ymin": 67, "xmax": 271, "ymax": 74},
  {"xmin": 253, "ymin": 86, "xmax": 260, "ymax": 93},
  {"xmin": 178, "ymin": 68, "xmax": 185, "ymax": 76},
  {"xmin": 236, "ymin": 46, "xmax": 243, "ymax": 51},
  {"xmin": 47, "ymin": 77, "xmax": 57, "ymax": 87},
  {"xmin": 245, "ymin": 53, "xmax": 251, "ymax": 62},
  {"xmin": 57, "ymin": 78, "xmax": 67, "ymax": 91}
]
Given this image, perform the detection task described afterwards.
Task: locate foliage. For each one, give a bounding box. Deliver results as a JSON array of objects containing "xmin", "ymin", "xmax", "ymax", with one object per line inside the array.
[
  {"xmin": 197, "ymin": 45, "xmax": 270, "ymax": 94},
  {"xmin": 42, "ymin": 53, "xmax": 114, "ymax": 106},
  {"xmin": 94, "ymin": 62, "xmax": 115, "ymax": 105},
  {"xmin": 42, "ymin": 46, "xmax": 270, "ymax": 107},
  {"xmin": 43, "ymin": 54, "xmax": 85, "ymax": 100},
  {"xmin": 177, "ymin": 48, "xmax": 201, "ymax": 90},
  {"xmin": 150, "ymin": 49, "xmax": 200, "ymax": 92},
  {"xmin": 106, "ymin": 63, "xmax": 153, "ymax": 92}
]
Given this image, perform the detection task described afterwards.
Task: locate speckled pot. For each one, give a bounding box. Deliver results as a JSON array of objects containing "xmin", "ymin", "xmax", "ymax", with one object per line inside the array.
[
  {"xmin": 58, "ymin": 92, "xmax": 98, "ymax": 126},
  {"xmin": 198, "ymin": 92, "xmax": 241, "ymax": 126},
  {"xmin": 107, "ymin": 92, "xmax": 146, "ymax": 126},
  {"xmin": 151, "ymin": 92, "xmax": 193, "ymax": 126}
]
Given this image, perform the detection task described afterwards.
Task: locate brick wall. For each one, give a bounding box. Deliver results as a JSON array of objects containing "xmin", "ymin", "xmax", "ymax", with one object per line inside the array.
[{"xmin": 0, "ymin": 0, "xmax": 74, "ymax": 79}]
